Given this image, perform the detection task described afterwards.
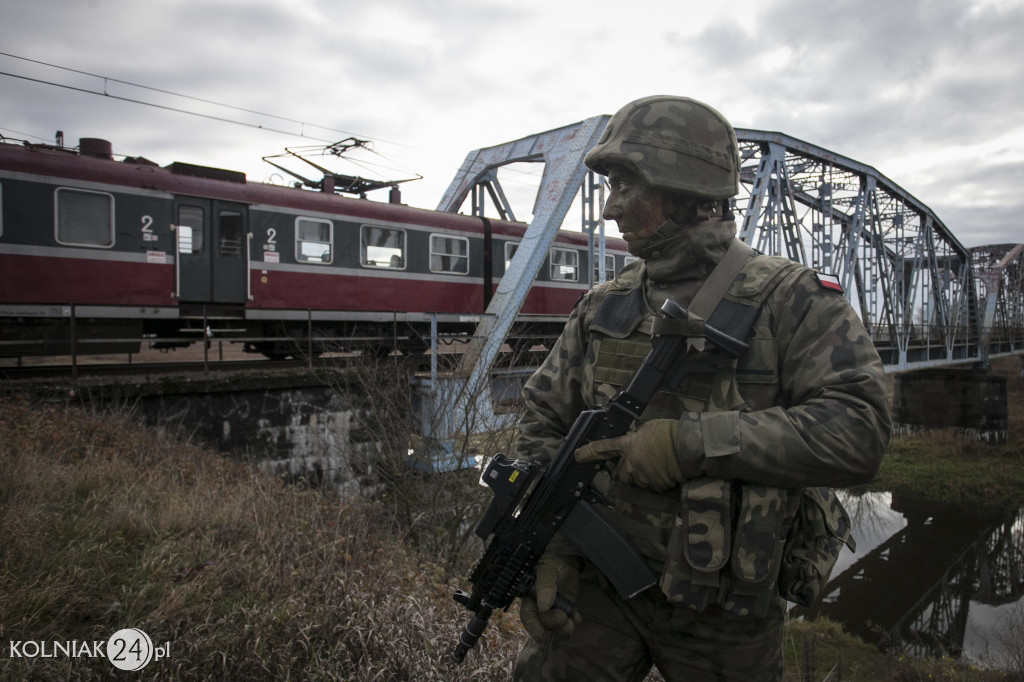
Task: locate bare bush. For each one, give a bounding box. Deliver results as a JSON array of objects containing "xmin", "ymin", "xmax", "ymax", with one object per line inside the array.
[
  {"xmin": 975, "ymin": 601, "xmax": 1024, "ymax": 678},
  {"xmin": 319, "ymin": 354, "xmax": 519, "ymax": 572}
]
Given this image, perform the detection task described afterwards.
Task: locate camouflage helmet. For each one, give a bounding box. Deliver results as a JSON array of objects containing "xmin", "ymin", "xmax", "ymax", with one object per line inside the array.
[{"xmin": 584, "ymin": 95, "xmax": 739, "ymax": 199}]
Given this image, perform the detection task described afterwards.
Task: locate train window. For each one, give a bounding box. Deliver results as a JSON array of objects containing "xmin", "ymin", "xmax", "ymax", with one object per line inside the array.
[
  {"xmin": 361, "ymin": 225, "xmax": 406, "ymax": 269},
  {"xmin": 177, "ymin": 205, "xmax": 204, "ymax": 254},
  {"xmin": 593, "ymin": 254, "xmax": 615, "ymax": 283},
  {"xmin": 429, "ymin": 234, "xmax": 469, "ymax": 274},
  {"xmin": 218, "ymin": 211, "xmax": 244, "ymax": 258},
  {"xmin": 550, "ymin": 248, "xmax": 579, "ymax": 282},
  {"xmin": 503, "ymin": 241, "xmax": 540, "ymax": 279},
  {"xmin": 296, "ymin": 217, "xmax": 333, "ymax": 264},
  {"xmin": 55, "ymin": 188, "xmax": 114, "ymax": 247},
  {"xmin": 504, "ymin": 242, "xmax": 518, "ymax": 271}
]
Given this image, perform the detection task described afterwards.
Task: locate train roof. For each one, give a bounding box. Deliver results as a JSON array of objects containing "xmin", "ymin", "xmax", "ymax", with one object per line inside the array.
[{"xmin": 0, "ymin": 136, "xmax": 627, "ymax": 249}]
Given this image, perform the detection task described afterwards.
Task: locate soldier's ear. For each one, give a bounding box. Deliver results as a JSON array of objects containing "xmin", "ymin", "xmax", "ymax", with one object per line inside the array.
[{"xmin": 660, "ymin": 192, "xmax": 696, "ymax": 223}]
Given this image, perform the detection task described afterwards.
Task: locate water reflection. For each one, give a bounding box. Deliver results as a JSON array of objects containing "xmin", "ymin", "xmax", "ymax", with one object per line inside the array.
[{"xmin": 794, "ymin": 491, "xmax": 1024, "ymax": 667}]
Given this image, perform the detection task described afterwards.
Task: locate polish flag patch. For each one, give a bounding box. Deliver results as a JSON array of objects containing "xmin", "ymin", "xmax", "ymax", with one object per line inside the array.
[{"xmin": 815, "ymin": 272, "xmax": 844, "ymax": 293}]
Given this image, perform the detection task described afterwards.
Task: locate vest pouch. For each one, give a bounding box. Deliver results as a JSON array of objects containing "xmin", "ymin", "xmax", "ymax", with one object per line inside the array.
[
  {"xmin": 778, "ymin": 486, "xmax": 856, "ymax": 608},
  {"xmin": 592, "ymin": 337, "xmax": 650, "ymax": 393},
  {"xmin": 718, "ymin": 485, "xmax": 789, "ymax": 617},
  {"xmin": 659, "ymin": 477, "xmax": 731, "ymax": 611}
]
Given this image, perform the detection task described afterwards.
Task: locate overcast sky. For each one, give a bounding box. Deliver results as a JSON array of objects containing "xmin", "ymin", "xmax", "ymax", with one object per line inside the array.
[{"xmin": 2, "ymin": 0, "xmax": 1022, "ymax": 248}]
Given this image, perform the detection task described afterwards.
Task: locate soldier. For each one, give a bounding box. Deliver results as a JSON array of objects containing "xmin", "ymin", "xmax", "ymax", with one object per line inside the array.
[{"xmin": 512, "ymin": 96, "xmax": 891, "ymax": 681}]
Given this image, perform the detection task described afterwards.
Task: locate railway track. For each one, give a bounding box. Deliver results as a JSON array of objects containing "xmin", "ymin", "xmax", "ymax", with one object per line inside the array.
[
  {"xmin": 0, "ymin": 345, "xmax": 544, "ymax": 383},
  {"xmin": 0, "ymin": 358, "xmax": 306, "ymax": 381}
]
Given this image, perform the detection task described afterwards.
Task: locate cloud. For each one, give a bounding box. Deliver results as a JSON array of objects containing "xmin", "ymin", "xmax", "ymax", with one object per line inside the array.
[{"xmin": 1, "ymin": 0, "xmax": 1021, "ymax": 247}]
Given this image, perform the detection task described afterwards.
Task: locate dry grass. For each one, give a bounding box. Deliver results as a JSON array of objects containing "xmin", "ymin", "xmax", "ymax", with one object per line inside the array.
[
  {"xmin": 871, "ymin": 356, "xmax": 1024, "ymax": 508},
  {"xmin": 0, "ymin": 397, "xmax": 519, "ymax": 680},
  {"xmin": 1, "ymin": 354, "xmax": 1022, "ymax": 680}
]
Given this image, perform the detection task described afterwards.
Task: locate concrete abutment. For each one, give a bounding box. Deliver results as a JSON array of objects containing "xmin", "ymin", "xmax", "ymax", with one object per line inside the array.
[{"xmin": 892, "ymin": 368, "xmax": 1008, "ymax": 444}]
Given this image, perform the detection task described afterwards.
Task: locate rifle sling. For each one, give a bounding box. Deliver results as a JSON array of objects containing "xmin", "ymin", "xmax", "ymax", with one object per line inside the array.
[{"xmin": 685, "ymin": 238, "xmax": 755, "ymax": 321}]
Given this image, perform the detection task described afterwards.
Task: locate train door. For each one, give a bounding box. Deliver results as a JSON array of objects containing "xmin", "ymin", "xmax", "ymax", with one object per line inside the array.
[{"xmin": 174, "ymin": 198, "xmax": 249, "ymax": 304}]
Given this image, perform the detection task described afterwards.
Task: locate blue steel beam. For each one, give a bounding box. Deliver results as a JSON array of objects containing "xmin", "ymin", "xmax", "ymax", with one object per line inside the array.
[
  {"xmin": 972, "ymin": 243, "xmax": 1024, "ymax": 359},
  {"xmin": 427, "ymin": 115, "xmax": 611, "ymax": 441}
]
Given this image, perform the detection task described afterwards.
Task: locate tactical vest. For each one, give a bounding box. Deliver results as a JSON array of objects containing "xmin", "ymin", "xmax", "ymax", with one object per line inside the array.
[{"xmin": 579, "ymin": 250, "xmax": 812, "ymax": 617}]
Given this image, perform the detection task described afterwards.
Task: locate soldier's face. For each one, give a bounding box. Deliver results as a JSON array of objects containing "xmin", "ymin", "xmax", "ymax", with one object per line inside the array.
[{"xmin": 603, "ymin": 166, "xmax": 665, "ymax": 245}]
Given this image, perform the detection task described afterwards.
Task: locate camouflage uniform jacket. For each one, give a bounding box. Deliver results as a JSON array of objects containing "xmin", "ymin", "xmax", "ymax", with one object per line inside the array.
[{"xmin": 516, "ymin": 217, "xmax": 891, "ymax": 616}]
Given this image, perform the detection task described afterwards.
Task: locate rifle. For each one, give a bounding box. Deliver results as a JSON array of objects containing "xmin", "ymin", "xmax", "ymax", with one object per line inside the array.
[{"xmin": 450, "ymin": 300, "xmax": 749, "ymax": 663}]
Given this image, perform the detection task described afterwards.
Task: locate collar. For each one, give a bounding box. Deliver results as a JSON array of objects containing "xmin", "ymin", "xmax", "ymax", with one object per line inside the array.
[{"xmin": 639, "ymin": 218, "xmax": 737, "ymax": 284}]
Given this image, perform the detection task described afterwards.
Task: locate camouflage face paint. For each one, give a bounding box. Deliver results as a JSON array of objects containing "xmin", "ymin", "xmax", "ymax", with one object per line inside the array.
[{"xmin": 604, "ymin": 165, "xmax": 666, "ymax": 255}]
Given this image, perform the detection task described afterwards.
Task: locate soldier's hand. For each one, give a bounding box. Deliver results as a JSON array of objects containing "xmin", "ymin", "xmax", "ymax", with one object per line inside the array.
[
  {"xmin": 574, "ymin": 418, "xmax": 683, "ymax": 492},
  {"xmin": 519, "ymin": 554, "xmax": 582, "ymax": 642}
]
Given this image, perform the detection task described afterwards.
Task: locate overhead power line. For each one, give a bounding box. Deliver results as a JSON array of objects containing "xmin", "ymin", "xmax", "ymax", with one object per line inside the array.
[
  {"xmin": 0, "ymin": 51, "xmax": 400, "ymax": 146},
  {"xmin": 0, "ymin": 69, "xmax": 339, "ymax": 144}
]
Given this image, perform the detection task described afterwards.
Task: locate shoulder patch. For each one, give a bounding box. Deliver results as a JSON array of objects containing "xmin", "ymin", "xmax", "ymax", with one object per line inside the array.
[{"xmin": 815, "ymin": 271, "xmax": 844, "ymax": 293}]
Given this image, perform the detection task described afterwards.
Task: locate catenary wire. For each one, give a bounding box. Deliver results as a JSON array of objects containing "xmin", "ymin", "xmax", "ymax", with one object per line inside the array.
[
  {"xmin": 0, "ymin": 51, "xmax": 398, "ymax": 144},
  {"xmin": 0, "ymin": 70, "xmax": 339, "ymax": 144}
]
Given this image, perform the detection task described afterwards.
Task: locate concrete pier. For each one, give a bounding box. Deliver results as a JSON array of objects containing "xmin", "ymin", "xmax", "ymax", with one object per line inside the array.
[
  {"xmin": 892, "ymin": 368, "xmax": 1008, "ymax": 444},
  {"xmin": 18, "ymin": 369, "xmax": 392, "ymax": 496}
]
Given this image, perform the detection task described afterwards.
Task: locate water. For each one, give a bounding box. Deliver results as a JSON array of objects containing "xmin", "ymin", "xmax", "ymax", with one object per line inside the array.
[{"xmin": 795, "ymin": 491, "xmax": 1024, "ymax": 668}]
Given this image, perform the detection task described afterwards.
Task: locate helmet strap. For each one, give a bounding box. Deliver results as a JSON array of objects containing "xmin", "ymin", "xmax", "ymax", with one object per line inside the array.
[{"xmin": 721, "ymin": 199, "xmax": 735, "ymax": 221}]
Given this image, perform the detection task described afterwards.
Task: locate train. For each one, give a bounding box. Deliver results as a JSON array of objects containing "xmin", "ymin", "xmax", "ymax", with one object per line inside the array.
[{"xmin": 0, "ymin": 135, "xmax": 631, "ymax": 360}]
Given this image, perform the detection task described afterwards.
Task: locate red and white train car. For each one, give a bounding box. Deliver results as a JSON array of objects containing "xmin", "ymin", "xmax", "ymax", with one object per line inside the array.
[{"xmin": 0, "ymin": 136, "xmax": 630, "ymax": 359}]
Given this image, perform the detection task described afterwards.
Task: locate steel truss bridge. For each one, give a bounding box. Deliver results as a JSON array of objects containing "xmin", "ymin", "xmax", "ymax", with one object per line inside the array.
[
  {"xmin": 438, "ymin": 118, "xmax": 1023, "ymax": 389},
  {"xmin": 425, "ymin": 117, "xmax": 1023, "ymax": 440}
]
